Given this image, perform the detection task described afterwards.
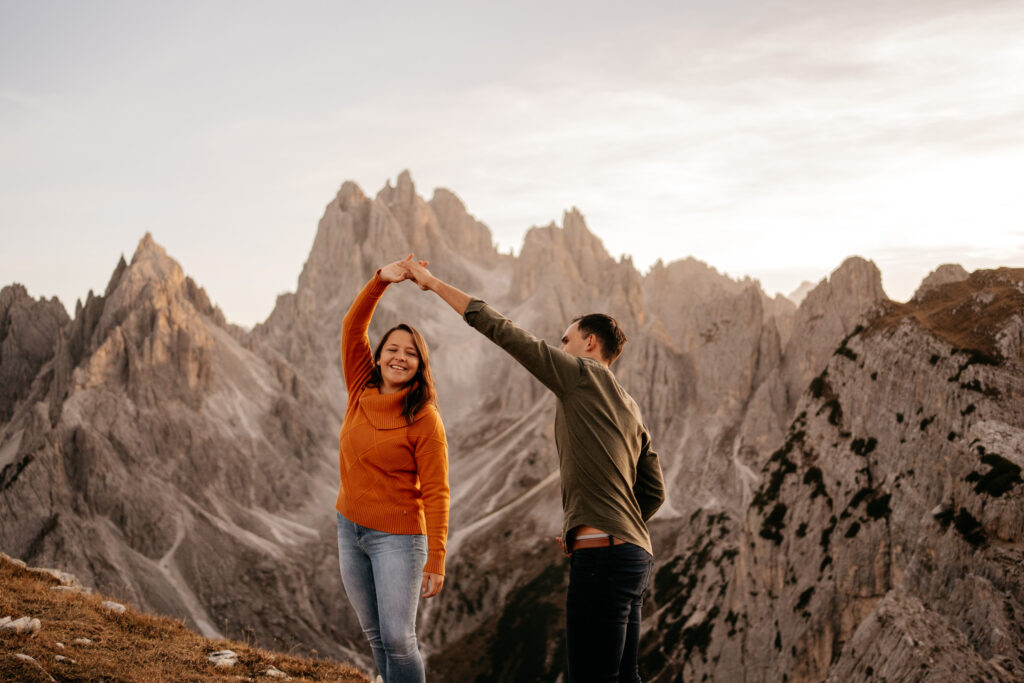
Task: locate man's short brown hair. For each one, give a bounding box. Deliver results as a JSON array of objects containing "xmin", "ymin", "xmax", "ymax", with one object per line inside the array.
[{"xmin": 573, "ymin": 313, "xmax": 627, "ymax": 364}]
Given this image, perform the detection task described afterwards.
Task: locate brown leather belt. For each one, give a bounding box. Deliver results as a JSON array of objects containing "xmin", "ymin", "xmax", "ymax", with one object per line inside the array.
[{"xmin": 570, "ymin": 535, "xmax": 627, "ymax": 551}]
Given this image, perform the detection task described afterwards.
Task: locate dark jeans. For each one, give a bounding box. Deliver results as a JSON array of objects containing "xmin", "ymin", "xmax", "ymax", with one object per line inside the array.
[{"xmin": 566, "ymin": 543, "xmax": 654, "ymax": 683}]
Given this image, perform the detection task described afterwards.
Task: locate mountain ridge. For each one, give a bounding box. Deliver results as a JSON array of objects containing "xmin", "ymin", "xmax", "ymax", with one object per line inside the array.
[{"xmin": 3, "ymin": 171, "xmax": 1022, "ymax": 681}]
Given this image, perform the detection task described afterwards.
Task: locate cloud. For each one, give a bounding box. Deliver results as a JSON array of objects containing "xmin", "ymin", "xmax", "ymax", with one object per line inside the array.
[{"xmin": 4, "ymin": 0, "xmax": 1024, "ymax": 325}]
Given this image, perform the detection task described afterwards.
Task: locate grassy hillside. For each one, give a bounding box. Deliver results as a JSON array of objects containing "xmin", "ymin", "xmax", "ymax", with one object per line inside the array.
[{"xmin": 0, "ymin": 553, "xmax": 368, "ymax": 682}]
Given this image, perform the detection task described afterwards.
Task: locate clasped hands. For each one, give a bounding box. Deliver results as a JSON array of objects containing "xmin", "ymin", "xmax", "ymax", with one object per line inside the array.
[{"xmin": 379, "ymin": 254, "xmax": 434, "ymax": 290}]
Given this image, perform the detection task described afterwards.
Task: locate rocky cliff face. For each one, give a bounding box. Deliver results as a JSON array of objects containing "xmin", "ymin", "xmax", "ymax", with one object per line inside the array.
[
  {"xmin": 3, "ymin": 172, "xmax": 1021, "ymax": 682},
  {"xmin": 0, "ymin": 235, "xmax": 365, "ymax": 665},
  {"xmin": 642, "ymin": 268, "xmax": 1024, "ymax": 681}
]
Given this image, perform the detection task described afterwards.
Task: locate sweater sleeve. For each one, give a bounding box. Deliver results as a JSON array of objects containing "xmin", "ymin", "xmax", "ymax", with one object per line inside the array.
[
  {"xmin": 413, "ymin": 410, "xmax": 450, "ymax": 575},
  {"xmin": 463, "ymin": 299, "xmax": 581, "ymax": 398},
  {"xmin": 341, "ymin": 272, "xmax": 389, "ymax": 395},
  {"xmin": 634, "ymin": 428, "xmax": 666, "ymax": 522}
]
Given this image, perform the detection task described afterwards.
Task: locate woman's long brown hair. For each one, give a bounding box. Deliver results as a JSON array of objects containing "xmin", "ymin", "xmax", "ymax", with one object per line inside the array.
[{"xmin": 365, "ymin": 323, "xmax": 437, "ymax": 424}]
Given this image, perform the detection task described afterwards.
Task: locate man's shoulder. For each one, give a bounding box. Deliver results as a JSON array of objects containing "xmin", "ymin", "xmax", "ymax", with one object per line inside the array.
[
  {"xmin": 585, "ymin": 362, "xmax": 638, "ymax": 411},
  {"xmin": 578, "ymin": 360, "xmax": 635, "ymax": 397},
  {"xmin": 579, "ymin": 357, "xmax": 622, "ymax": 382}
]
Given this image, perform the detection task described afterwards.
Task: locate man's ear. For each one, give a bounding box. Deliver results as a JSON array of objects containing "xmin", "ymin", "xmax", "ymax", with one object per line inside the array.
[{"xmin": 584, "ymin": 334, "xmax": 598, "ymax": 352}]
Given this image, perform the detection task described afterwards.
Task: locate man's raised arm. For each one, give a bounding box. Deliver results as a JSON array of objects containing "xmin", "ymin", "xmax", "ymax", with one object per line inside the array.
[{"xmin": 402, "ymin": 258, "xmax": 581, "ymax": 397}]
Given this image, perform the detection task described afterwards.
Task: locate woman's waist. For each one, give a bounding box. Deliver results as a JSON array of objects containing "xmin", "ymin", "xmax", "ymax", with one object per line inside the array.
[{"xmin": 336, "ymin": 496, "xmax": 427, "ymax": 535}]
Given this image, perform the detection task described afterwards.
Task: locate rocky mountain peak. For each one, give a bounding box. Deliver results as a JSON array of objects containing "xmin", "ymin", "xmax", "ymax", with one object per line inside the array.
[
  {"xmin": 26, "ymin": 235, "xmax": 233, "ymax": 438},
  {"xmin": 133, "ymin": 231, "xmax": 168, "ymax": 260},
  {"xmin": 801, "ymin": 256, "xmax": 885, "ymax": 313},
  {"xmin": 79, "ymin": 235, "xmax": 224, "ymax": 364},
  {"xmin": 395, "ymin": 168, "xmax": 416, "ymax": 205},
  {"xmin": 787, "ymin": 280, "xmax": 817, "ymax": 306},
  {"xmin": 258, "ymin": 172, "xmax": 507, "ymax": 410},
  {"xmin": 509, "ymin": 210, "xmax": 643, "ymax": 329},
  {"xmin": 297, "ymin": 172, "xmax": 498, "ymax": 303},
  {"xmin": 562, "ymin": 207, "xmax": 603, "ymax": 251},
  {"xmin": 376, "ymin": 169, "xmax": 417, "ymax": 209},
  {"xmin": 335, "ymin": 180, "xmax": 368, "ymax": 210},
  {"xmin": 875, "ymin": 267, "xmax": 1024, "ymax": 362},
  {"xmin": 428, "ymin": 188, "xmax": 497, "ymax": 265},
  {"xmin": 0, "ymin": 285, "xmax": 69, "ymax": 422},
  {"xmin": 913, "ymin": 263, "xmax": 970, "ymax": 301},
  {"xmin": 98, "ymin": 234, "xmax": 184, "ymax": 319},
  {"xmin": 644, "ymin": 257, "xmax": 751, "ymax": 311},
  {"xmin": 781, "ymin": 256, "xmax": 888, "ymax": 408}
]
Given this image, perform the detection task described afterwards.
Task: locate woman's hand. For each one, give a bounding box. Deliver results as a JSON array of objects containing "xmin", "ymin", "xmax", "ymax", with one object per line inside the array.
[
  {"xmin": 379, "ymin": 254, "xmax": 415, "ymax": 283},
  {"xmin": 421, "ymin": 571, "xmax": 444, "ymax": 598},
  {"xmin": 402, "ymin": 259, "xmax": 435, "ymax": 291}
]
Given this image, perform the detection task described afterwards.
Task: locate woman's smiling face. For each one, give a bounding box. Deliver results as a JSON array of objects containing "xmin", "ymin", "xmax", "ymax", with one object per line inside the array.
[{"xmin": 377, "ymin": 328, "xmax": 420, "ymax": 392}]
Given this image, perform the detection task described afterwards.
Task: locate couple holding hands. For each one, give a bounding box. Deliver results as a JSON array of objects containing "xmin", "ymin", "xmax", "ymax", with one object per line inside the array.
[{"xmin": 335, "ymin": 255, "xmax": 665, "ymax": 683}]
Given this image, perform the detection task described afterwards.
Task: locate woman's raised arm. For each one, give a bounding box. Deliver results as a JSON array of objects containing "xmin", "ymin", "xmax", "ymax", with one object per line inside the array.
[{"xmin": 340, "ymin": 255, "xmax": 416, "ymax": 393}]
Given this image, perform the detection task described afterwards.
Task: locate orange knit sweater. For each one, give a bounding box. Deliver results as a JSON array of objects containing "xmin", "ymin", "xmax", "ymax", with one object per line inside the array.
[{"xmin": 335, "ymin": 273, "xmax": 450, "ymax": 576}]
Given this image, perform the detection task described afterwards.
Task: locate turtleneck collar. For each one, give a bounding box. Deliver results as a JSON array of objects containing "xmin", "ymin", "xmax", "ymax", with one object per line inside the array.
[{"xmin": 358, "ymin": 385, "xmax": 418, "ymax": 429}]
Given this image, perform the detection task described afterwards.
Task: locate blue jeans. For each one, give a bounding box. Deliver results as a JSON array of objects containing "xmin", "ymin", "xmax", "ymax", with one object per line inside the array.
[
  {"xmin": 337, "ymin": 513, "xmax": 428, "ymax": 683},
  {"xmin": 566, "ymin": 543, "xmax": 654, "ymax": 683}
]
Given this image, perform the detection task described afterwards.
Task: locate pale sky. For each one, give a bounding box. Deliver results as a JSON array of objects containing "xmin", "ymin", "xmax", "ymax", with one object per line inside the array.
[{"xmin": 2, "ymin": 0, "xmax": 1023, "ymax": 327}]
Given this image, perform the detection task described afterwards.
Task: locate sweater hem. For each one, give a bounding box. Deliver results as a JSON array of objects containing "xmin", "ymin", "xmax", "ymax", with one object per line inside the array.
[{"xmin": 337, "ymin": 500, "xmax": 427, "ymax": 536}]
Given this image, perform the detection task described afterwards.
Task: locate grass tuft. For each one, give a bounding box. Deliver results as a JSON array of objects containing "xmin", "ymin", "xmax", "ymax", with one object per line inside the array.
[{"xmin": 0, "ymin": 554, "xmax": 369, "ymax": 683}]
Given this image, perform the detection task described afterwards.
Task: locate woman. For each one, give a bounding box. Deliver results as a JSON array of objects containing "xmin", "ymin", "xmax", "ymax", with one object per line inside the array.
[{"xmin": 336, "ymin": 255, "xmax": 449, "ymax": 683}]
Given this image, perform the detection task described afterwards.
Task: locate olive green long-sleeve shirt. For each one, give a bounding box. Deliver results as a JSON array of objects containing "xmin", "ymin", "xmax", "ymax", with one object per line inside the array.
[{"xmin": 464, "ymin": 299, "xmax": 666, "ymax": 555}]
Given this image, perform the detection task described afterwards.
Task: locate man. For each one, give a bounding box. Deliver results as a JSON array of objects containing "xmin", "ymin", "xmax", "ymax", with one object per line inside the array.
[{"xmin": 402, "ymin": 259, "xmax": 665, "ymax": 683}]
